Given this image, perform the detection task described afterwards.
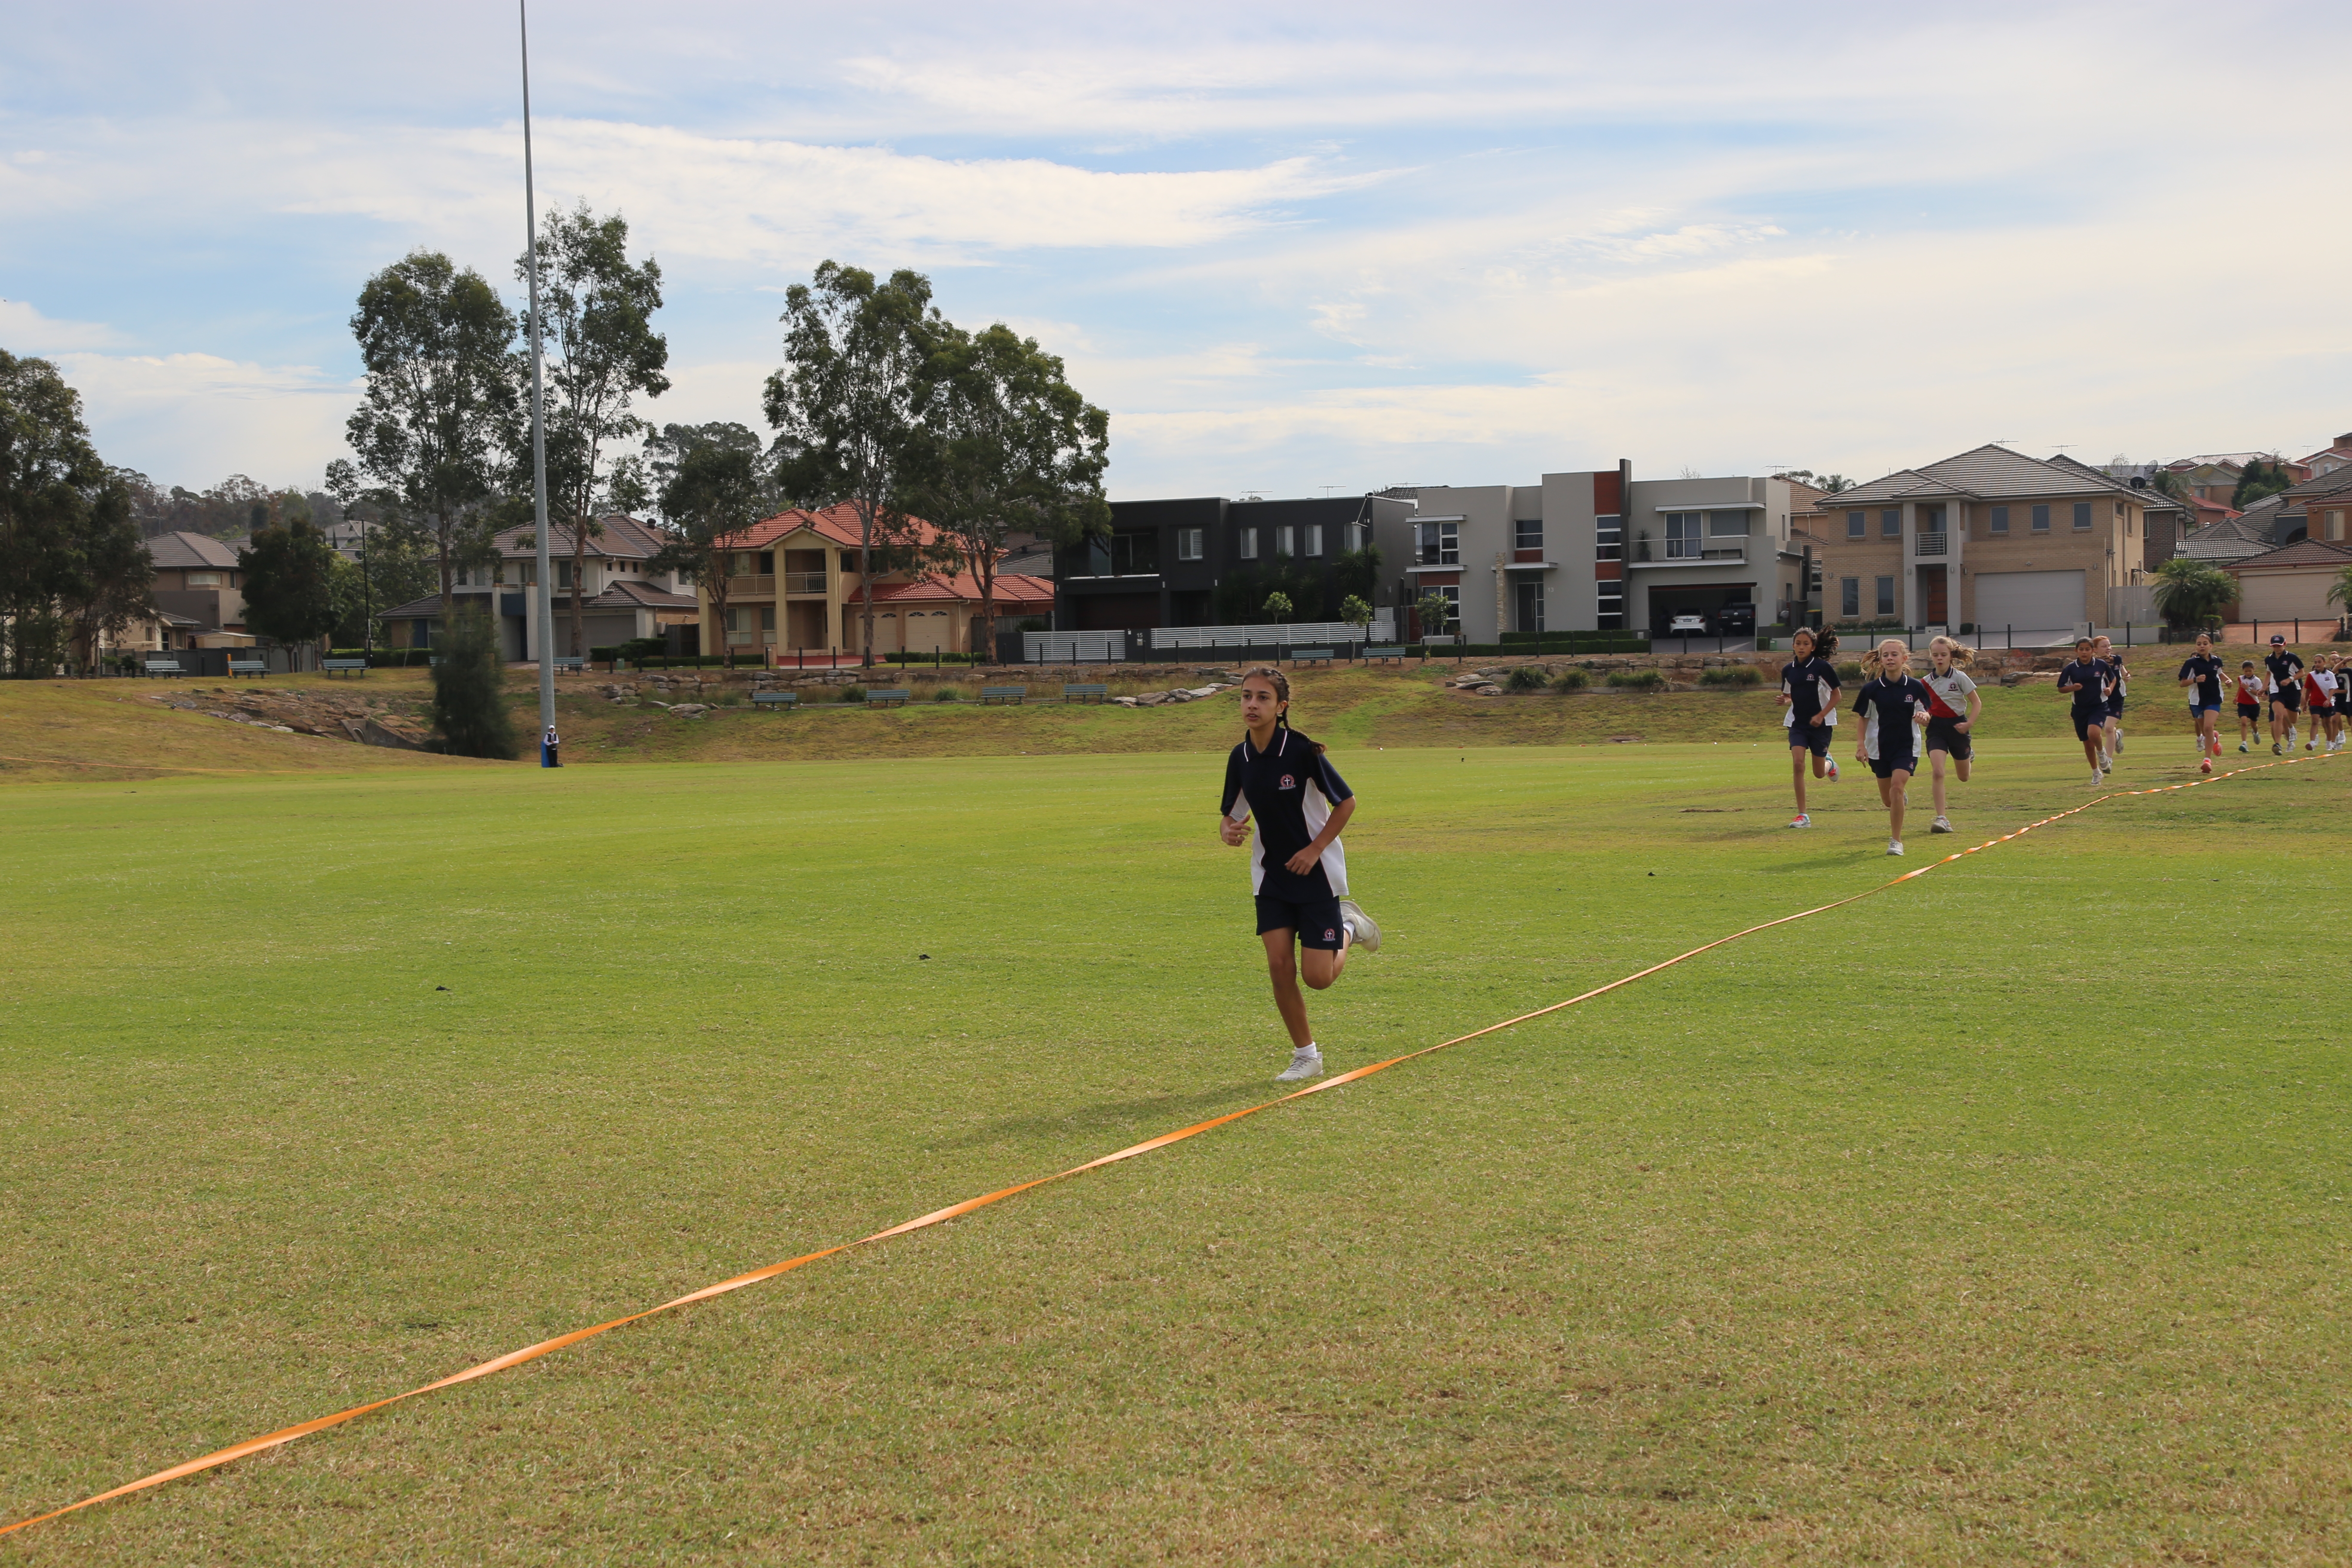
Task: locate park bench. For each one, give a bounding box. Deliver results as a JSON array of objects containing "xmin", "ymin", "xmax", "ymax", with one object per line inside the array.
[
  {"xmin": 1366, "ymin": 646, "xmax": 1406, "ymax": 664},
  {"xmin": 982, "ymin": 685, "xmax": 1028, "ymax": 705},
  {"xmin": 228, "ymin": 660, "xmax": 267, "ymax": 679},
  {"xmin": 750, "ymin": 690, "xmax": 799, "ymax": 711},
  {"xmin": 142, "ymin": 658, "xmax": 184, "ymax": 677},
  {"xmin": 1292, "ymin": 649, "xmax": 1334, "ymax": 667},
  {"xmin": 322, "ymin": 658, "xmax": 367, "ymax": 678},
  {"xmin": 1060, "ymin": 683, "xmax": 1107, "ymax": 704},
  {"xmin": 865, "ymin": 688, "xmax": 910, "ymax": 707},
  {"xmin": 551, "ymin": 655, "xmax": 585, "ymax": 673}
]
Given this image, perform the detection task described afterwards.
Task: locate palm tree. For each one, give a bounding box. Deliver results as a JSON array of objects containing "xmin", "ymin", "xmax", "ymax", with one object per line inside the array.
[{"xmin": 2150, "ymin": 557, "xmax": 2235, "ymax": 630}]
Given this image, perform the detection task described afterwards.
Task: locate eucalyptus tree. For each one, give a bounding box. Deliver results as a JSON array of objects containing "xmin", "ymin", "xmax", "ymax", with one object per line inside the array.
[
  {"xmin": 764, "ymin": 262, "xmax": 935, "ymax": 666},
  {"xmin": 344, "ymin": 251, "xmax": 517, "ymax": 613},
  {"xmin": 239, "ymin": 506, "xmax": 343, "ymax": 665},
  {"xmin": 903, "ymin": 320, "xmax": 1109, "ymax": 658},
  {"xmin": 514, "ymin": 203, "xmax": 669, "ymax": 654},
  {"xmin": 647, "ymin": 439, "xmax": 772, "ymax": 668},
  {"xmin": 0, "ymin": 350, "xmax": 146, "ymax": 674}
]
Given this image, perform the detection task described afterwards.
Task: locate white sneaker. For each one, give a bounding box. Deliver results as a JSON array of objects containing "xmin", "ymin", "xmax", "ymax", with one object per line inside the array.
[
  {"xmin": 1886, "ymin": 839, "xmax": 1904, "ymax": 856},
  {"xmin": 1275, "ymin": 1046, "xmax": 1324, "ymax": 1083},
  {"xmin": 1788, "ymin": 812, "xmax": 1810, "ymax": 828},
  {"xmin": 1338, "ymin": 899, "xmax": 1381, "ymax": 953},
  {"xmin": 2114, "ymin": 734, "xmax": 2125, "ymax": 754},
  {"xmin": 2286, "ymin": 729, "xmax": 2297, "ymax": 749},
  {"xmin": 1825, "ymin": 759, "xmax": 1840, "ymax": 781},
  {"xmin": 2091, "ymin": 768, "xmax": 2105, "ymax": 785},
  {"xmin": 1930, "ymin": 815, "xmax": 1952, "ymax": 834}
]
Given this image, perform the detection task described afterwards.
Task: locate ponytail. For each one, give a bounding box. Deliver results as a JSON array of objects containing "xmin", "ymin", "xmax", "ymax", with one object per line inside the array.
[
  {"xmin": 1811, "ymin": 628, "xmax": 1839, "ymax": 661},
  {"xmin": 1931, "ymin": 634, "xmax": 1974, "ymax": 668}
]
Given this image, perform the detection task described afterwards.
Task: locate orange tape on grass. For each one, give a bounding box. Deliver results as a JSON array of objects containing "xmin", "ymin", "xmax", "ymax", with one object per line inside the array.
[{"xmin": 3, "ymin": 750, "xmax": 2331, "ymax": 1539}]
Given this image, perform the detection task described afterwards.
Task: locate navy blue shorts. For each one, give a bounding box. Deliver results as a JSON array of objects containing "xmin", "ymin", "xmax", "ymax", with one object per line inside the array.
[
  {"xmin": 1256, "ymin": 892, "xmax": 1345, "ymax": 949},
  {"xmin": 1868, "ymin": 753, "xmax": 1916, "ymax": 780},
  {"xmin": 2275, "ymin": 687, "xmax": 2302, "ymax": 711},
  {"xmin": 2237, "ymin": 702, "xmax": 2261, "ymax": 720},
  {"xmin": 2105, "ymin": 697, "xmax": 2125, "ymax": 718},
  {"xmin": 1923, "ymin": 717, "xmax": 1972, "ymax": 760},
  {"xmin": 2072, "ymin": 710, "xmax": 2105, "ymax": 741},
  {"xmin": 1788, "ymin": 721, "xmax": 1832, "ymax": 757}
]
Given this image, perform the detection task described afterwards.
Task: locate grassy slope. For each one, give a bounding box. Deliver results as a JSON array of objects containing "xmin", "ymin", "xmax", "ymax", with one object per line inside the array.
[{"xmin": 2, "ymin": 734, "xmax": 2346, "ymax": 1564}]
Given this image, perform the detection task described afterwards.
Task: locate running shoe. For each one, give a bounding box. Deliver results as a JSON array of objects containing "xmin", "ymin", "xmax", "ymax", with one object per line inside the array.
[
  {"xmin": 1930, "ymin": 815, "xmax": 1952, "ymax": 834},
  {"xmin": 1788, "ymin": 813, "xmax": 1810, "ymax": 828},
  {"xmin": 2199, "ymin": 758, "xmax": 2213, "ymax": 774},
  {"xmin": 2091, "ymin": 768, "xmax": 2105, "ymax": 784},
  {"xmin": 2115, "ymin": 734, "xmax": 2125, "ymax": 753},
  {"xmin": 1275, "ymin": 1046, "xmax": 1324, "ymax": 1083},
  {"xmin": 2273, "ymin": 742, "xmax": 2283, "ymax": 755},
  {"xmin": 2307, "ymin": 739, "xmax": 2318, "ymax": 751},
  {"xmin": 2240, "ymin": 742, "xmax": 2250, "ymax": 753},
  {"xmin": 1886, "ymin": 839, "xmax": 1905, "ymax": 856},
  {"xmin": 1825, "ymin": 758, "xmax": 1840, "ymax": 781},
  {"xmin": 1338, "ymin": 899, "xmax": 1381, "ymax": 953}
]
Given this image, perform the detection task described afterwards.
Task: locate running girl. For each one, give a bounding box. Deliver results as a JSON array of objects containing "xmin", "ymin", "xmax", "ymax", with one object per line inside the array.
[
  {"xmin": 1919, "ymin": 635, "xmax": 1979, "ymax": 833},
  {"xmin": 2058, "ymin": 636, "xmax": 2114, "ymax": 784},
  {"xmin": 1852, "ymin": 638, "xmax": 1932, "ymax": 856},
  {"xmin": 2264, "ymin": 635, "xmax": 2304, "ymax": 754},
  {"xmin": 1219, "ymin": 666, "xmax": 1381, "ymax": 1082},
  {"xmin": 2235, "ymin": 660, "xmax": 2266, "ymax": 753},
  {"xmin": 2307, "ymin": 653, "xmax": 2339, "ymax": 751},
  {"xmin": 2094, "ymin": 635, "xmax": 2127, "ymax": 763},
  {"xmin": 2176, "ymin": 633, "xmax": 2226, "ymax": 773},
  {"xmin": 1776, "ymin": 625, "xmax": 1842, "ymax": 827}
]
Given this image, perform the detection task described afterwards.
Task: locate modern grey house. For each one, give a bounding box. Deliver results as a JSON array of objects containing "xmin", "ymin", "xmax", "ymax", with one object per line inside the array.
[{"xmin": 1051, "ymin": 494, "xmax": 1418, "ymax": 633}]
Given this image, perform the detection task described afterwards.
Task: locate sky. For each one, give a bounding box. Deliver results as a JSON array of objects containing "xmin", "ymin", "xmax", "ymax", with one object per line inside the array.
[{"xmin": 4, "ymin": 0, "xmax": 2349, "ymax": 502}]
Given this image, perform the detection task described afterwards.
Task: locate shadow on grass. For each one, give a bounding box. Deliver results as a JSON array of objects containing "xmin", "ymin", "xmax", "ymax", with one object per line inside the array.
[{"xmin": 940, "ymin": 1082, "xmax": 1269, "ymax": 1150}]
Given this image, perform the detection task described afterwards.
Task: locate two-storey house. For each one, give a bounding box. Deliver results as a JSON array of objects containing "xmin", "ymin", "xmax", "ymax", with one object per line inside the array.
[{"xmin": 376, "ymin": 514, "xmax": 698, "ymax": 657}]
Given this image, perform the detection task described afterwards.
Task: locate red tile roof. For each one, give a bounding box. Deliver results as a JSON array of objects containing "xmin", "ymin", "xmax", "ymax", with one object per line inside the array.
[
  {"xmin": 720, "ymin": 502, "xmax": 943, "ymax": 552},
  {"xmin": 862, "ymin": 571, "xmax": 1053, "ymax": 606},
  {"xmin": 2225, "ymin": 538, "xmax": 2352, "ymax": 572}
]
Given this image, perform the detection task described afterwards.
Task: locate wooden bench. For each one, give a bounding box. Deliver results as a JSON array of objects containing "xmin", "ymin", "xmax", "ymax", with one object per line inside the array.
[
  {"xmin": 1365, "ymin": 646, "xmax": 1407, "ymax": 664},
  {"xmin": 1060, "ymin": 683, "xmax": 1106, "ymax": 704},
  {"xmin": 1292, "ymin": 649, "xmax": 1334, "ymax": 667},
  {"xmin": 142, "ymin": 659, "xmax": 184, "ymax": 677},
  {"xmin": 865, "ymin": 688, "xmax": 910, "ymax": 707},
  {"xmin": 750, "ymin": 690, "xmax": 799, "ymax": 711},
  {"xmin": 321, "ymin": 658, "xmax": 368, "ymax": 678},
  {"xmin": 982, "ymin": 685, "xmax": 1028, "ymax": 705},
  {"xmin": 228, "ymin": 659, "xmax": 267, "ymax": 679}
]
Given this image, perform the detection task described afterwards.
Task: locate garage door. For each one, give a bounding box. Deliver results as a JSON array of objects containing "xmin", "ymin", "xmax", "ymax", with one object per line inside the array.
[
  {"xmin": 1973, "ymin": 569, "xmax": 2084, "ymax": 633},
  {"xmin": 2239, "ymin": 573, "xmax": 2336, "ymax": 622}
]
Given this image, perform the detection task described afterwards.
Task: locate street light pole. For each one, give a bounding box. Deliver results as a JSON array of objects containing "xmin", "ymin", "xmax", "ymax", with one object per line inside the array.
[{"xmin": 521, "ymin": 0, "xmax": 556, "ymax": 752}]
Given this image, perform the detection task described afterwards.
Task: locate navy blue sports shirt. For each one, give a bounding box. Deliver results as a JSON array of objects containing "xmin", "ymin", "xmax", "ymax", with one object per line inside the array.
[{"xmin": 1222, "ymin": 726, "xmax": 1354, "ymax": 899}]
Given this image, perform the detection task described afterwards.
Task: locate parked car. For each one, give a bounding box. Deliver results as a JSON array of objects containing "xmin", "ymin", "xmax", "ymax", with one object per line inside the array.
[
  {"xmin": 1666, "ymin": 612, "xmax": 1709, "ymax": 635},
  {"xmin": 1715, "ymin": 600, "xmax": 1757, "ymax": 632}
]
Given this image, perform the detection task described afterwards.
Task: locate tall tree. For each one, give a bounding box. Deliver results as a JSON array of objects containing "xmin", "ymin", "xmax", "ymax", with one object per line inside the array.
[
  {"xmin": 514, "ymin": 203, "xmax": 670, "ymax": 655},
  {"xmin": 647, "ymin": 440, "xmax": 772, "ymax": 668},
  {"xmin": 764, "ymin": 262, "xmax": 934, "ymax": 667},
  {"xmin": 2232, "ymin": 459, "xmax": 2292, "ymax": 510},
  {"xmin": 239, "ymin": 508, "xmax": 343, "ymax": 665},
  {"xmin": 428, "ymin": 610, "xmax": 519, "ymax": 759},
  {"xmin": 344, "ymin": 250, "xmax": 516, "ymax": 618},
  {"xmin": 0, "ymin": 350, "xmax": 146, "ymax": 676},
  {"xmin": 904, "ymin": 320, "xmax": 1109, "ymax": 658},
  {"xmin": 62, "ymin": 488, "xmax": 155, "ymax": 670}
]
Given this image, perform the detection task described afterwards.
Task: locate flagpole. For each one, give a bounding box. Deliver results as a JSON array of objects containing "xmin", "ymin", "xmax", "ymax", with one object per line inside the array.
[{"xmin": 521, "ymin": 0, "xmax": 556, "ymax": 756}]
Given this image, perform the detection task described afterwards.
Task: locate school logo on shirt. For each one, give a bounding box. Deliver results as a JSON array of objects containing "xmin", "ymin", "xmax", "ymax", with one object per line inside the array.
[{"xmin": 1279, "ymin": 774, "xmax": 1297, "ymax": 790}]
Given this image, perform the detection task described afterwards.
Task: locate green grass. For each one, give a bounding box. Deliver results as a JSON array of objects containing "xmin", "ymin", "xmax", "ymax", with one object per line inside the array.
[{"xmin": 1, "ymin": 736, "xmax": 2348, "ymax": 1563}]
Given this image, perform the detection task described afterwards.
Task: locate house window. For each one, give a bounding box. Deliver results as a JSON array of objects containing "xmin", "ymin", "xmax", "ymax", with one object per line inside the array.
[
  {"xmin": 1663, "ymin": 512, "xmax": 1703, "ymax": 559},
  {"xmin": 1880, "ymin": 509, "xmax": 1901, "ymax": 538},
  {"xmin": 1083, "ymin": 532, "xmax": 1159, "ymax": 576},
  {"xmin": 1846, "ymin": 511, "xmax": 1865, "ymax": 539},
  {"xmin": 2031, "ymin": 504, "xmax": 2051, "ymax": 533},
  {"xmin": 1426, "ymin": 584, "xmax": 1461, "ymax": 631},
  {"xmin": 2072, "ymin": 502, "xmax": 2092, "ymax": 530},
  {"xmin": 2328, "ymin": 510, "xmax": 2344, "ymax": 542},
  {"xmin": 1990, "ymin": 505, "xmax": 2009, "ymax": 535},
  {"xmin": 1875, "ymin": 576, "xmax": 1895, "ymax": 616},
  {"xmin": 1515, "ymin": 517, "xmax": 1542, "ymax": 551},
  {"xmin": 1841, "ymin": 577, "xmax": 1860, "ymax": 617},
  {"xmin": 1276, "ymin": 526, "xmax": 1295, "ymax": 559},
  {"xmin": 1177, "ymin": 528, "xmax": 1204, "ymax": 561},
  {"xmin": 1593, "ymin": 515, "xmax": 1621, "ymax": 562},
  {"xmin": 1304, "ymin": 524, "xmax": 1323, "ymax": 557},
  {"xmin": 1415, "ymin": 521, "xmax": 1458, "ymax": 566},
  {"xmin": 1238, "ymin": 527, "xmax": 1258, "ymax": 560},
  {"xmin": 1707, "ymin": 510, "xmax": 1750, "ymax": 536},
  {"xmin": 1596, "ymin": 579, "xmax": 1623, "ymax": 630},
  {"xmin": 188, "ymin": 571, "xmax": 224, "ymax": 588}
]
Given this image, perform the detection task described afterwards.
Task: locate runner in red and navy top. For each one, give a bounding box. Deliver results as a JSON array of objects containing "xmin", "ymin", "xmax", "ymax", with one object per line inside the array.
[
  {"xmin": 1775, "ymin": 625, "xmax": 1842, "ymax": 829},
  {"xmin": 1851, "ymin": 639, "xmax": 1932, "ymax": 857},
  {"xmin": 1219, "ymin": 666, "xmax": 1381, "ymax": 1084},
  {"xmin": 1918, "ymin": 634, "xmax": 1979, "ymax": 835},
  {"xmin": 2234, "ymin": 661, "xmax": 2266, "ymax": 753}
]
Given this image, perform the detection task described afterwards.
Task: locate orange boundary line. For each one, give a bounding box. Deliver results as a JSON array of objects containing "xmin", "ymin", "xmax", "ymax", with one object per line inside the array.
[{"xmin": 3, "ymin": 750, "xmax": 2331, "ymax": 1538}]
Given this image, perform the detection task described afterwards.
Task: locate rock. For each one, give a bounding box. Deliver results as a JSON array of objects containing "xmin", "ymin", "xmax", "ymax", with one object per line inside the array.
[
  {"xmin": 1112, "ymin": 696, "xmax": 1140, "ymax": 707},
  {"xmin": 1182, "ymin": 685, "xmax": 1221, "ymax": 698},
  {"xmin": 1476, "ymin": 684, "xmax": 1503, "ymax": 696},
  {"xmin": 1136, "ymin": 692, "xmax": 1170, "ymax": 707},
  {"xmin": 670, "ymin": 703, "xmax": 711, "ymax": 718},
  {"xmin": 358, "ymin": 717, "xmax": 429, "ymax": 750}
]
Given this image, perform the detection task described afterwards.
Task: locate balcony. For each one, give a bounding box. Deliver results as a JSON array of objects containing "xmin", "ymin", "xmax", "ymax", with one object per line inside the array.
[
  {"xmin": 727, "ymin": 574, "xmax": 776, "ymax": 596},
  {"xmin": 783, "ymin": 573, "xmax": 827, "ymax": 595},
  {"xmin": 1915, "ymin": 532, "xmax": 1948, "ymax": 557}
]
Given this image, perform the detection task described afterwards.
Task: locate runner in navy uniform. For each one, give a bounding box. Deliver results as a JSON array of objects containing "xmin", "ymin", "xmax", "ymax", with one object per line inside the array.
[
  {"xmin": 2308, "ymin": 652, "xmax": 2341, "ymax": 751},
  {"xmin": 2176, "ymin": 632, "xmax": 2226, "ymax": 772},
  {"xmin": 2057, "ymin": 636, "xmax": 2113, "ymax": 784},
  {"xmin": 2264, "ymin": 636, "xmax": 2304, "ymax": 754},
  {"xmin": 2093, "ymin": 635, "xmax": 2127, "ymax": 764},
  {"xmin": 1219, "ymin": 666, "xmax": 1381, "ymax": 1082},
  {"xmin": 1776, "ymin": 625, "xmax": 1842, "ymax": 828},
  {"xmin": 1851, "ymin": 639, "xmax": 1931, "ymax": 856},
  {"xmin": 1919, "ymin": 635, "xmax": 1979, "ymax": 833}
]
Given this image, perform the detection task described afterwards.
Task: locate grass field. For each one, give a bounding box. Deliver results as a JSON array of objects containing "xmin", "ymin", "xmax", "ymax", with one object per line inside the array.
[{"xmin": 2, "ymin": 708, "xmax": 2349, "ymax": 1562}]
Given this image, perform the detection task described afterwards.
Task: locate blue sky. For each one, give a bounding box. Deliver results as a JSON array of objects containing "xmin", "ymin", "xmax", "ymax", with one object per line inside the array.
[{"xmin": 4, "ymin": 0, "xmax": 2347, "ymax": 499}]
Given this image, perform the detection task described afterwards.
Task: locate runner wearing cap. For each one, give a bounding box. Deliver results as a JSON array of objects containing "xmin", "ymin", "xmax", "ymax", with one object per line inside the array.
[
  {"xmin": 2176, "ymin": 632, "xmax": 2226, "ymax": 773},
  {"xmin": 2264, "ymin": 637, "xmax": 2304, "ymax": 754}
]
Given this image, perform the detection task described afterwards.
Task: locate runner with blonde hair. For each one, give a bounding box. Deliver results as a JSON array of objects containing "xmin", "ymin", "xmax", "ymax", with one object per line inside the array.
[
  {"xmin": 1851, "ymin": 638, "xmax": 1932, "ymax": 855},
  {"xmin": 1919, "ymin": 635, "xmax": 1979, "ymax": 833}
]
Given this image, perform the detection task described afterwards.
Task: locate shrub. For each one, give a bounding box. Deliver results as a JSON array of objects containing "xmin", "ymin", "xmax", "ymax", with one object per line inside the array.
[
  {"xmin": 840, "ymin": 685, "xmax": 866, "ymax": 703},
  {"xmin": 1699, "ymin": 665, "xmax": 1762, "ymax": 687},
  {"xmin": 428, "ymin": 613, "xmax": 519, "ymax": 759},
  {"xmin": 1504, "ymin": 665, "xmax": 1549, "ymax": 692},
  {"xmin": 1551, "ymin": 668, "xmax": 1589, "ymax": 692},
  {"xmin": 1836, "ymin": 661, "xmax": 1865, "ymax": 680},
  {"xmin": 933, "ymin": 686, "xmax": 962, "ymax": 701},
  {"xmin": 1606, "ymin": 668, "xmax": 1665, "ymax": 690}
]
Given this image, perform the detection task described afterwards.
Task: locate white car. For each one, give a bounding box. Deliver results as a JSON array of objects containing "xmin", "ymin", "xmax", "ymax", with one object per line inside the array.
[{"xmin": 1666, "ymin": 612, "xmax": 1709, "ymax": 635}]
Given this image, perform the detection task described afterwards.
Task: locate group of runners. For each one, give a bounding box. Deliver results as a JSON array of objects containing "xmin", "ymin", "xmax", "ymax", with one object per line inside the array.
[{"xmin": 1215, "ymin": 634, "xmax": 2339, "ymax": 1082}]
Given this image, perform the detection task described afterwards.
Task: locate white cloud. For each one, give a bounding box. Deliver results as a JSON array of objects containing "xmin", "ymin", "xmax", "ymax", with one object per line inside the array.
[
  {"xmin": 54, "ymin": 351, "xmax": 357, "ymax": 488},
  {"xmin": 0, "ymin": 298, "xmax": 127, "ymax": 354}
]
